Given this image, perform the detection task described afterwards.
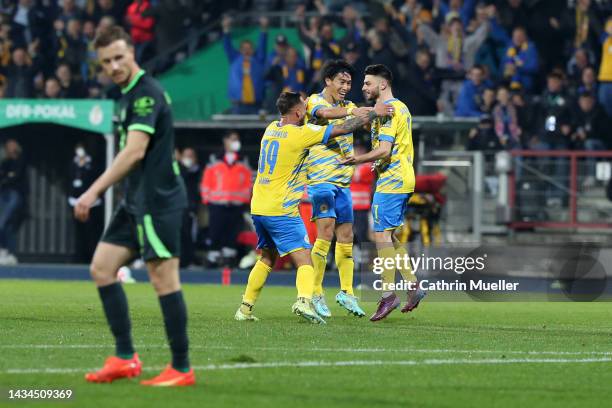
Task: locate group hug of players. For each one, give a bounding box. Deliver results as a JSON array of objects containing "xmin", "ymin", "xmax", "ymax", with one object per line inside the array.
[{"xmin": 235, "ymin": 59, "xmax": 427, "ymax": 325}]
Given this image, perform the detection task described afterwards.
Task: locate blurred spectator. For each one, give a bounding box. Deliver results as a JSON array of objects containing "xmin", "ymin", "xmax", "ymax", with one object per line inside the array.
[
  {"xmin": 178, "ymin": 147, "xmax": 201, "ymax": 268},
  {"xmin": 342, "ymin": 41, "xmax": 367, "ymax": 104},
  {"xmin": 497, "ymin": 0, "xmax": 529, "ymax": 33},
  {"xmin": 68, "ymin": 143, "xmax": 102, "ymax": 263},
  {"xmin": 419, "ymin": 15, "xmax": 490, "ymax": 115},
  {"xmin": 366, "ymin": 29, "xmax": 396, "ymax": 78},
  {"xmin": 549, "ymin": 0, "xmax": 603, "ymax": 60},
  {"xmin": 201, "ymin": 131, "xmax": 252, "ymax": 267},
  {"xmin": 43, "ymin": 76, "xmax": 62, "ymax": 98},
  {"xmin": 439, "ymin": 0, "xmax": 478, "ymax": 27},
  {"xmin": 567, "ymin": 48, "xmax": 594, "ymax": 85},
  {"xmin": 572, "ymin": 65, "xmax": 598, "ymax": 97},
  {"xmin": 404, "ymin": 48, "xmax": 437, "ymax": 116},
  {"xmin": 266, "ymin": 33, "xmax": 289, "ymax": 69},
  {"xmin": 532, "ymin": 71, "xmax": 572, "ymax": 149},
  {"xmin": 501, "ymin": 26, "xmax": 538, "ymax": 92},
  {"xmin": 350, "ymin": 144, "xmax": 373, "ymax": 245},
  {"xmin": 571, "ymin": 91, "xmax": 608, "ymax": 186},
  {"xmin": 142, "ymin": 0, "xmax": 194, "ymax": 70},
  {"xmin": 480, "ymin": 86, "xmax": 496, "ymax": 114},
  {"xmin": 11, "ymin": 0, "xmax": 46, "ymax": 47},
  {"xmin": 222, "ymin": 15, "xmax": 268, "ymax": 114},
  {"xmin": 54, "ymin": 18, "xmax": 87, "ymax": 75},
  {"xmin": 454, "ymin": 64, "xmax": 490, "ymax": 117},
  {"xmin": 1, "ymin": 45, "xmax": 39, "ymax": 98},
  {"xmin": 0, "ymin": 139, "xmax": 26, "ymax": 265},
  {"xmin": 598, "ymin": 16, "xmax": 612, "ymax": 117},
  {"xmin": 280, "ymin": 47, "xmax": 306, "ymax": 94},
  {"xmin": 466, "ymin": 114, "xmax": 502, "ymax": 151},
  {"xmin": 296, "ymin": 5, "xmax": 342, "ymax": 74},
  {"xmin": 56, "ymin": 62, "xmax": 87, "ymax": 98},
  {"xmin": 570, "ymin": 91, "xmax": 608, "ymax": 151},
  {"xmin": 492, "ymin": 85, "xmax": 522, "ymax": 149},
  {"xmin": 57, "ymin": 0, "xmax": 83, "ymax": 25},
  {"xmin": 86, "ymin": 0, "xmax": 125, "ymax": 24},
  {"xmin": 125, "ymin": 0, "xmax": 154, "ymax": 63}
]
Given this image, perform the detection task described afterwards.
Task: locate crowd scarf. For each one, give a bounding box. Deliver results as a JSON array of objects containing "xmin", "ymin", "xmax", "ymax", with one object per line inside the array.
[
  {"xmin": 241, "ymin": 58, "xmax": 256, "ymax": 104},
  {"xmin": 447, "ymin": 34, "xmax": 463, "ymax": 67},
  {"xmin": 312, "ymin": 45, "xmax": 323, "ymax": 70},
  {"xmin": 493, "ymin": 104, "xmax": 520, "ymax": 143},
  {"xmin": 575, "ymin": 7, "xmax": 589, "ymax": 49}
]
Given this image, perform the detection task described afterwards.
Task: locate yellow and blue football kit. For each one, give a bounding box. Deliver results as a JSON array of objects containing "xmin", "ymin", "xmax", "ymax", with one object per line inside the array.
[
  {"xmin": 370, "ymin": 98, "xmax": 415, "ymax": 232},
  {"xmin": 251, "ymin": 120, "xmax": 333, "ymax": 256},
  {"xmin": 305, "ymin": 92, "xmax": 356, "ymax": 223}
]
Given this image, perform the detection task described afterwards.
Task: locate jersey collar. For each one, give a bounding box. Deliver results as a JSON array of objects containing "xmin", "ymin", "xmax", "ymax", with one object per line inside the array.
[
  {"xmin": 121, "ymin": 69, "xmax": 146, "ymax": 94},
  {"xmin": 383, "ymin": 98, "xmax": 398, "ymax": 103}
]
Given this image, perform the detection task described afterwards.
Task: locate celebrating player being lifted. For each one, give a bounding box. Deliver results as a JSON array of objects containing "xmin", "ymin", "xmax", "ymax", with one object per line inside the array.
[
  {"xmin": 341, "ymin": 64, "xmax": 426, "ymax": 322},
  {"xmin": 234, "ymin": 91, "xmax": 391, "ymax": 324},
  {"xmin": 74, "ymin": 26, "xmax": 194, "ymax": 385},
  {"xmin": 305, "ymin": 60, "xmax": 390, "ymax": 318}
]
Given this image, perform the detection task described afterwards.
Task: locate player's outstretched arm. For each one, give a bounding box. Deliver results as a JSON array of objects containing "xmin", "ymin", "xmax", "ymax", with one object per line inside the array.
[
  {"xmin": 74, "ymin": 130, "xmax": 150, "ymax": 222},
  {"xmin": 329, "ymin": 110, "xmax": 378, "ymax": 137}
]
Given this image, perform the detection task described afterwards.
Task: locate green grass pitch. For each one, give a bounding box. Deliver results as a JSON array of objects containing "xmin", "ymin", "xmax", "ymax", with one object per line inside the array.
[{"xmin": 1, "ymin": 279, "xmax": 612, "ymax": 407}]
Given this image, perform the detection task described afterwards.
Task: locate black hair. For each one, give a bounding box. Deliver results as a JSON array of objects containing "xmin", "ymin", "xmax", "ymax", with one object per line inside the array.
[
  {"xmin": 276, "ymin": 91, "xmax": 302, "ymax": 115},
  {"xmin": 364, "ymin": 64, "xmax": 393, "ymax": 85},
  {"xmin": 322, "ymin": 59, "xmax": 355, "ymax": 81}
]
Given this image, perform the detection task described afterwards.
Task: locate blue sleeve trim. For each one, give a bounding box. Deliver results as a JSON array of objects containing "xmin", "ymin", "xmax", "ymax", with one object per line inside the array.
[
  {"xmin": 311, "ymin": 105, "xmax": 326, "ymax": 117},
  {"xmin": 379, "ymin": 134, "xmax": 395, "ymax": 143},
  {"xmin": 322, "ymin": 125, "xmax": 334, "ymax": 144}
]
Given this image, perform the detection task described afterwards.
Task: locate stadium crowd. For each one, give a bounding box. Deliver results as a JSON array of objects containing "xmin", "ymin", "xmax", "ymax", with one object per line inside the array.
[{"xmin": 223, "ymin": 0, "xmax": 612, "ymax": 153}]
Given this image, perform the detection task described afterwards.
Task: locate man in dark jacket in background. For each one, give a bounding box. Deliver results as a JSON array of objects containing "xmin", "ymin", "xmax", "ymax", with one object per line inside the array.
[
  {"xmin": 68, "ymin": 143, "xmax": 103, "ymax": 263},
  {"xmin": 0, "ymin": 139, "xmax": 27, "ymax": 265}
]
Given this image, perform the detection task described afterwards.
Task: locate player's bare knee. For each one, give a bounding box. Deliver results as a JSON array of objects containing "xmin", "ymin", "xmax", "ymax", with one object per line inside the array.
[
  {"xmin": 90, "ymin": 262, "xmax": 116, "ymax": 286},
  {"xmin": 317, "ymin": 219, "xmax": 335, "ymax": 240},
  {"xmin": 335, "ymin": 225, "xmax": 353, "ymax": 243}
]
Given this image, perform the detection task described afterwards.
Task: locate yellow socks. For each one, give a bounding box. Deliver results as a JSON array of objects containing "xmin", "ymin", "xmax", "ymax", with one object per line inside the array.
[
  {"xmin": 311, "ymin": 239, "xmax": 331, "ymax": 296},
  {"xmin": 335, "ymin": 242, "xmax": 354, "ymax": 295},
  {"xmin": 296, "ymin": 264, "xmax": 315, "ymax": 299},
  {"xmin": 243, "ymin": 260, "xmax": 272, "ymax": 306},
  {"xmin": 394, "ymin": 244, "xmax": 416, "ymax": 283},
  {"xmin": 377, "ymin": 245, "xmax": 397, "ymax": 292}
]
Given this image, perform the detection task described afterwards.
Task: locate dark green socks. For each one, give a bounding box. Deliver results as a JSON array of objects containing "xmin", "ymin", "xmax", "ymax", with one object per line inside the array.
[
  {"xmin": 159, "ymin": 291, "xmax": 190, "ymax": 372},
  {"xmin": 98, "ymin": 282, "xmax": 134, "ymax": 359}
]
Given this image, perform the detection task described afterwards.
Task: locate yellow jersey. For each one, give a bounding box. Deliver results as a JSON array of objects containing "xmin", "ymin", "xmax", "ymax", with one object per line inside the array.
[
  {"xmin": 370, "ymin": 98, "xmax": 415, "ymax": 194},
  {"xmin": 305, "ymin": 92, "xmax": 357, "ymax": 187},
  {"xmin": 251, "ymin": 121, "xmax": 333, "ymax": 216}
]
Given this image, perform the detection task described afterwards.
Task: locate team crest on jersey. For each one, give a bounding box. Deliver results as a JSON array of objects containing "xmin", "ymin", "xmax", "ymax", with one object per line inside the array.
[
  {"xmin": 320, "ymin": 204, "xmax": 329, "ymax": 213},
  {"xmin": 134, "ymin": 96, "xmax": 155, "ymax": 117}
]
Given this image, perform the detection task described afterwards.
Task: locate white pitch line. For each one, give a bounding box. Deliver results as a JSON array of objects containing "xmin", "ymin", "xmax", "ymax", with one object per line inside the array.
[
  {"xmin": 4, "ymin": 357, "xmax": 612, "ymax": 375},
  {"xmin": 1, "ymin": 344, "xmax": 612, "ymax": 357}
]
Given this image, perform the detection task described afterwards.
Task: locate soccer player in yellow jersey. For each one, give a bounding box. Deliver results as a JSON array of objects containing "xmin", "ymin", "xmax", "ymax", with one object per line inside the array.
[
  {"xmin": 234, "ymin": 91, "xmax": 386, "ymax": 324},
  {"xmin": 342, "ymin": 64, "xmax": 426, "ymax": 322},
  {"xmin": 305, "ymin": 60, "xmax": 380, "ymax": 318}
]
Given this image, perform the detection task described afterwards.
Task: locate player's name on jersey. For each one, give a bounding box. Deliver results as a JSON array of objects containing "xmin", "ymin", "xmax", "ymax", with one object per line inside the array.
[
  {"xmin": 264, "ymin": 128, "xmax": 289, "ymax": 138},
  {"xmin": 372, "ymin": 279, "xmax": 520, "ymax": 292}
]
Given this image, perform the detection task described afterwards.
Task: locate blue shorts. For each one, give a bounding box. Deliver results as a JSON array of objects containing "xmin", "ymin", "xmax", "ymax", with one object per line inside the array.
[
  {"xmin": 308, "ymin": 183, "xmax": 354, "ymax": 224},
  {"xmin": 252, "ymin": 215, "xmax": 312, "ymax": 257},
  {"xmin": 371, "ymin": 192, "xmax": 413, "ymax": 232}
]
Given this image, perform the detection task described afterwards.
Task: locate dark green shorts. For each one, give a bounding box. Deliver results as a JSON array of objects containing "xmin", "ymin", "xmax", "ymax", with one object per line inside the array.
[{"xmin": 101, "ymin": 203, "xmax": 182, "ymax": 261}]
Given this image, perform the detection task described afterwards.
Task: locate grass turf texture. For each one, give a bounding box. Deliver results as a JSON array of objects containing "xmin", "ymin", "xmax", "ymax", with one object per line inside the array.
[{"xmin": 1, "ymin": 279, "xmax": 611, "ymax": 408}]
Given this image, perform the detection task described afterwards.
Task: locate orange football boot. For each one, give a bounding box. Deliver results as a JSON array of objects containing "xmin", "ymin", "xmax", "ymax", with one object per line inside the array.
[
  {"xmin": 140, "ymin": 365, "xmax": 195, "ymax": 387},
  {"xmin": 85, "ymin": 354, "xmax": 142, "ymax": 383}
]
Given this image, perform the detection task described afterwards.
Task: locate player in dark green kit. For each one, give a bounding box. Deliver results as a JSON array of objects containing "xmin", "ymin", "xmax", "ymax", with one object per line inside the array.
[{"xmin": 74, "ymin": 26, "xmax": 195, "ymax": 386}]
